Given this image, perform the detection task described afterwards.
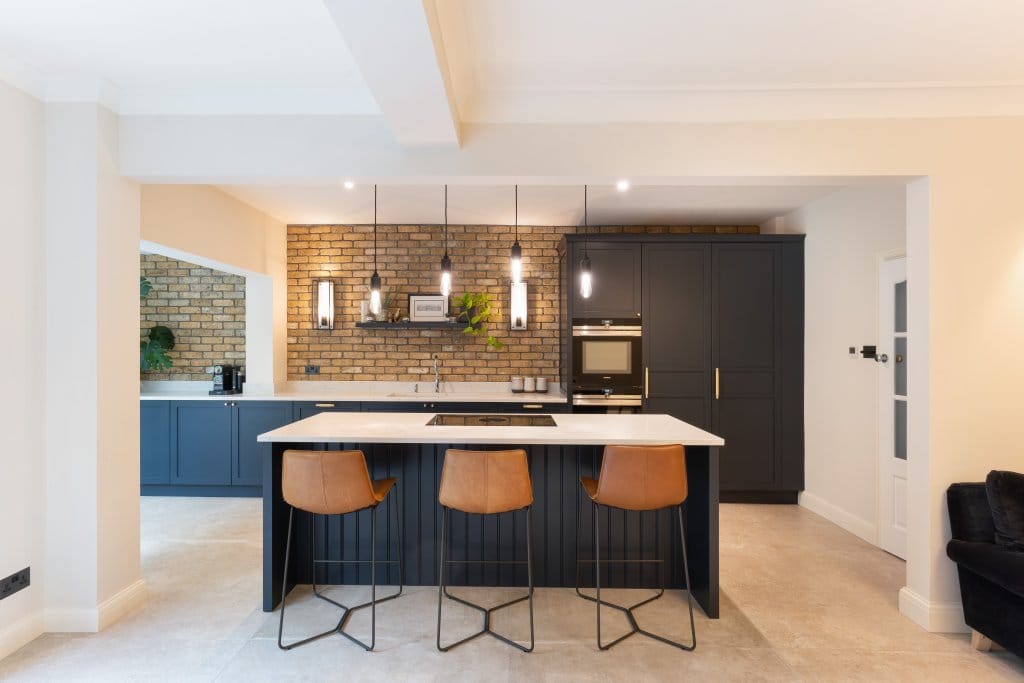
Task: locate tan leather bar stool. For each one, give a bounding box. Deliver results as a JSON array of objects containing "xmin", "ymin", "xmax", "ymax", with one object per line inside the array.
[
  {"xmin": 436, "ymin": 448, "xmax": 535, "ymax": 653},
  {"xmin": 575, "ymin": 444, "xmax": 696, "ymax": 651},
  {"xmin": 278, "ymin": 449, "xmax": 403, "ymax": 651}
]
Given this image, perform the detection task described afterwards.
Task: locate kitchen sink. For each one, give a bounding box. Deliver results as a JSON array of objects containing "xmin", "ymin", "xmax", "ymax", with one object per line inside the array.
[{"xmin": 427, "ymin": 413, "xmax": 557, "ymax": 427}]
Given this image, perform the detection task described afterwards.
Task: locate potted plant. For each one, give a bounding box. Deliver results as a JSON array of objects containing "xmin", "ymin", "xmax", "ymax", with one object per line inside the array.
[
  {"xmin": 140, "ymin": 276, "xmax": 176, "ymax": 370},
  {"xmin": 453, "ymin": 291, "xmax": 504, "ymax": 351}
]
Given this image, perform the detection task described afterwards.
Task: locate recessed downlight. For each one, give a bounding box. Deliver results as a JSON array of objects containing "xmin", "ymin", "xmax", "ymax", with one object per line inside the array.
[
  {"xmin": 343, "ymin": 180, "xmax": 355, "ymax": 190},
  {"xmin": 615, "ymin": 179, "xmax": 630, "ymax": 192}
]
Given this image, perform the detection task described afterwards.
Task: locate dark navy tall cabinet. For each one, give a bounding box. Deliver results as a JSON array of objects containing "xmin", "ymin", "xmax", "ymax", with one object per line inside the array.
[{"xmin": 562, "ymin": 234, "xmax": 805, "ymax": 503}]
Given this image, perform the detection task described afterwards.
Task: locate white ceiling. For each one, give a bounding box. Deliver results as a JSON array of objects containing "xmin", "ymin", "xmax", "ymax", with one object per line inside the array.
[
  {"xmin": 2, "ymin": 1, "xmax": 1023, "ymax": 124},
  {"xmin": 217, "ymin": 183, "xmax": 842, "ymax": 226},
  {"xmin": 438, "ymin": 0, "xmax": 1024, "ymax": 122},
  {"xmin": 0, "ymin": 0, "xmax": 378, "ymax": 114}
]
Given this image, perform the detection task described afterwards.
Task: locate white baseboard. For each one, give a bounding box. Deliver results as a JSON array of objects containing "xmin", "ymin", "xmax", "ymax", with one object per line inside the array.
[
  {"xmin": 44, "ymin": 579, "xmax": 148, "ymax": 633},
  {"xmin": 899, "ymin": 587, "xmax": 968, "ymax": 633},
  {"xmin": 798, "ymin": 491, "xmax": 876, "ymax": 545},
  {"xmin": 98, "ymin": 579, "xmax": 147, "ymax": 630},
  {"xmin": 0, "ymin": 611, "xmax": 44, "ymax": 661}
]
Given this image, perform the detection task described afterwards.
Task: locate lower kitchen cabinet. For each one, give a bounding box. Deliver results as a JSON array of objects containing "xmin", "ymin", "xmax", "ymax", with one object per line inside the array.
[
  {"xmin": 172, "ymin": 401, "xmax": 233, "ymax": 486},
  {"xmin": 145, "ymin": 400, "xmax": 294, "ymax": 496},
  {"xmin": 140, "ymin": 401, "xmax": 171, "ymax": 484},
  {"xmin": 234, "ymin": 402, "xmax": 294, "ymax": 486},
  {"xmin": 142, "ymin": 398, "xmax": 570, "ymax": 496},
  {"xmin": 292, "ymin": 401, "xmax": 361, "ymax": 420}
]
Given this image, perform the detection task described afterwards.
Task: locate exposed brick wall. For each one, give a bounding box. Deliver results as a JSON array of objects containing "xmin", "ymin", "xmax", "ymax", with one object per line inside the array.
[
  {"xmin": 288, "ymin": 224, "xmax": 757, "ymax": 382},
  {"xmin": 140, "ymin": 254, "xmax": 245, "ymax": 380}
]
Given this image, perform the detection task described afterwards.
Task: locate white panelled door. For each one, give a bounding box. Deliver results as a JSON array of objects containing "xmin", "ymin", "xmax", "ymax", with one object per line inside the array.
[{"xmin": 878, "ymin": 257, "xmax": 907, "ymax": 559}]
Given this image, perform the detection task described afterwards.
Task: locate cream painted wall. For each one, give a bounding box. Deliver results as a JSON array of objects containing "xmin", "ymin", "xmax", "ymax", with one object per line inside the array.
[
  {"xmin": 773, "ymin": 185, "xmax": 907, "ymax": 543},
  {"xmin": 44, "ymin": 103, "xmax": 143, "ymax": 633},
  {"xmin": 140, "ymin": 185, "xmax": 287, "ymax": 388},
  {"xmin": 120, "ymin": 114, "xmax": 1024, "ymax": 630},
  {"xmin": 95, "ymin": 107, "xmax": 142, "ymax": 606},
  {"xmin": 0, "ymin": 81, "xmax": 46, "ymax": 659}
]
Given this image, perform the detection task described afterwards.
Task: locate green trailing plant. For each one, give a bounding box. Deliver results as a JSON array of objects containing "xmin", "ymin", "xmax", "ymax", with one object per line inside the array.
[
  {"xmin": 140, "ymin": 275, "xmax": 176, "ymax": 371},
  {"xmin": 454, "ymin": 291, "xmax": 504, "ymax": 351}
]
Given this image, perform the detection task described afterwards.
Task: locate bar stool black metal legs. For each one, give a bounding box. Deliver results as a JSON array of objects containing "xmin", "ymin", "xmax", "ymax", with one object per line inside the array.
[
  {"xmin": 574, "ymin": 444, "xmax": 697, "ymax": 652},
  {"xmin": 435, "ymin": 448, "xmax": 536, "ymax": 653},
  {"xmin": 436, "ymin": 504, "xmax": 535, "ymax": 652},
  {"xmin": 575, "ymin": 497, "xmax": 696, "ymax": 651},
  {"xmin": 277, "ymin": 449, "xmax": 404, "ymax": 652}
]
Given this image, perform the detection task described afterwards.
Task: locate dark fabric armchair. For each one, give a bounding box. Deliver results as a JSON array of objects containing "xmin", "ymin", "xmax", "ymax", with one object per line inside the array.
[{"xmin": 946, "ymin": 482, "xmax": 1024, "ymax": 658}]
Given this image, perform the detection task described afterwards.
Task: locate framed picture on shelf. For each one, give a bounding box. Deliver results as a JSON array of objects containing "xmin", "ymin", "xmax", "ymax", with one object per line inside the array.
[{"xmin": 409, "ymin": 294, "xmax": 448, "ymax": 321}]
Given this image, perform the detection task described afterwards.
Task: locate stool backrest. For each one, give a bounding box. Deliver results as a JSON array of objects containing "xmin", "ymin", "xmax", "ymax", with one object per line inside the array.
[
  {"xmin": 595, "ymin": 444, "xmax": 687, "ymax": 511},
  {"xmin": 439, "ymin": 449, "xmax": 533, "ymax": 514},
  {"xmin": 282, "ymin": 449, "xmax": 376, "ymax": 515}
]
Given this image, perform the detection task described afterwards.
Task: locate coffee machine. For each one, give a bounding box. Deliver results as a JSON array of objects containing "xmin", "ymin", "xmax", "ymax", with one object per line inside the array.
[{"xmin": 209, "ymin": 364, "xmax": 243, "ymax": 395}]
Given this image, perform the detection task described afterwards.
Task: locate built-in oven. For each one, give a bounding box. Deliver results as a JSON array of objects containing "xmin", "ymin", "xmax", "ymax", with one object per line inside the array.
[{"xmin": 571, "ymin": 321, "xmax": 643, "ymax": 410}]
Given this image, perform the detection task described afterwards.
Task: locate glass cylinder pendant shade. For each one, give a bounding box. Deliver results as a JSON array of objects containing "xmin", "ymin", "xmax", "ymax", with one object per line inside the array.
[
  {"xmin": 440, "ymin": 252, "xmax": 452, "ymax": 297},
  {"xmin": 315, "ymin": 279, "xmax": 335, "ymax": 329},
  {"xmin": 369, "ymin": 270, "xmax": 382, "ymax": 316},
  {"xmin": 510, "ymin": 241, "xmax": 522, "ymax": 283},
  {"xmin": 579, "ymin": 254, "xmax": 593, "ymax": 299},
  {"xmin": 510, "ymin": 281, "xmax": 527, "ymax": 330}
]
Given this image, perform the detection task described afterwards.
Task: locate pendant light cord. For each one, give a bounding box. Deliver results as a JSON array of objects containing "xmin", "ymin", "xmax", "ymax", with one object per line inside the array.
[
  {"xmin": 373, "ymin": 184, "xmax": 378, "ymax": 270},
  {"xmin": 583, "ymin": 184, "xmax": 589, "ymax": 255},
  {"xmin": 514, "ymin": 185, "xmax": 518, "ymax": 242},
  {"xmin": 444, "ymin": 184, "xmax": 448, "ymax": 254}
]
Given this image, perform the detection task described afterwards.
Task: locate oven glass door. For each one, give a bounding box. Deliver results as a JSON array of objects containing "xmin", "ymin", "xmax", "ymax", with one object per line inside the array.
[{"xmin": 571, "ymin": 336, "xmax": 643, "ymax": 392}]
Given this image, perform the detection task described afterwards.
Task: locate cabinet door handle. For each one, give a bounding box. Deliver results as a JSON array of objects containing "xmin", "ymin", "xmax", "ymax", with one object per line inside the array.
[
  {"xmin": 715, "ymin": 368, "xmax": 720, "ymax": 400},
  {"xmin": 644, "ymin": 367, "xmax": 649, "ymax": 399},
  {"xmin": 523, "ymin": 404, "xmax": 543, "ymax": 409},
  {"xmin": 314, "ymin": 403, "xmax": 335, "ymax": 408}
]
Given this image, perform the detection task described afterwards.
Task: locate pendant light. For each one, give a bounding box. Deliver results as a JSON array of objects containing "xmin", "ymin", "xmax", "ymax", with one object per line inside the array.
[
  {"xmin": 579, "ymin": 185, "xmax": 593, "ymax": 299},
  {"xmin": 509, "ymin": 185, "xmax": 522, "ymax": 283},
  {"xmin": 440, "ymin": 184, "xmax": 452, "ymax": 297},
  {"xmin": 369, "ymin": 184, "xmax": 382, "ymax": 316}
]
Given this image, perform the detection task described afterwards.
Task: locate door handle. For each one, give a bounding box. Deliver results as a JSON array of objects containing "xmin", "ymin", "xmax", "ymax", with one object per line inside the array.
[
  {"xmin": 523, "ymin": 404, "xmax": 543, "ymax": 409},
  {"xmin": 314, "ymin": 403, "xmax": 335, "ymax": 408},
  {"xmin": 715, "ymin": 367, "xmax": 720, "ymax": 400},
  {"xmin": 644, "ymin": 367, "xmax": 649, "ymax": 399}
]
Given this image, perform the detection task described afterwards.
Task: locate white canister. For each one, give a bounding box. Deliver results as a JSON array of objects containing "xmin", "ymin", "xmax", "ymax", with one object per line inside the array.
[
  {"xmin": 536, "ymin": 377, "xmax": 548, "ymax": 392},
  {"xmin": 524, "ymin": 377, "xmax": 536, "ymax": 393},
  {"xmin": 510, "ymin": 376, "xmax": 524, "ymax": 392}
]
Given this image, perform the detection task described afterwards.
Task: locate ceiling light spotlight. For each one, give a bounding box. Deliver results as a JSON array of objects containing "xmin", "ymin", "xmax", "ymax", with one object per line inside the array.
[
  {"xmin": 343, "ymin": 180, "xmax": 355, "ymax": 190},
  {"xmin": 616, "ymin": 179, "xmax": 630, "ymax": 192}
]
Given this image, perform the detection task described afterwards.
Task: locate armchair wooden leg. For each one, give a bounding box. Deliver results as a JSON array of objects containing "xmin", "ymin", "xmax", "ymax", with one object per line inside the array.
[{"xmin": 971, "ymin": 630, "xmax": 993, "ymax": 652}]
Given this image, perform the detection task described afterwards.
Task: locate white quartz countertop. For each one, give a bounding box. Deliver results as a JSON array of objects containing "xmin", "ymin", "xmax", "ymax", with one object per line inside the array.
[
  {"xmin": 140, "ymin": 390, "xmax": 564, "ymax": 403},
  {"xmin": 257, "ymin": 412, "xmax": 724, "ymax": 447},
  {"xmin": 140, "ymin": 381, "xmax": 565, "ymax": 404}
]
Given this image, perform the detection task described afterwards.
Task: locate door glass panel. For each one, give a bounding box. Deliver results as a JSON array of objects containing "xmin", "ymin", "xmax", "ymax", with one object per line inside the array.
[
  {"xmin": 894, "ymin": 281, "xmax": 907, "ymax": 333},
  {"xmin": 894, "ymin": 400, "xmax": 908, "ymax": 460},
  {"xmin": 894, "ymin": 337, "xmax": 907, "ymax": 396}
]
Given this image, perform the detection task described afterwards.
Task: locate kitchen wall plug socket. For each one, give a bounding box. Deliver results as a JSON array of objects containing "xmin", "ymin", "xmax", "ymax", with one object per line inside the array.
[
  {"xmin": 304, "ymin": 365, "xmax": 320, "ymax": 375},
  {"xmin": 0, "ymin": 567, "xmax": 30, "ymax": 601}
]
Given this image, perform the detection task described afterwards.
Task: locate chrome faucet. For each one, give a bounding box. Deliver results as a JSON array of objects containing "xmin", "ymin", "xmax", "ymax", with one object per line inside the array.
[{"xmin": 433, "ymin": 355, "xmax": 441, "ymax": 393}]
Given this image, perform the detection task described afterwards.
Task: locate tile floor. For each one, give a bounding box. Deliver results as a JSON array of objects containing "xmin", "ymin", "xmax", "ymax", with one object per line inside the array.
[{"xmin": 2, "ymin": 498, "xmax": 1022, "ymax": 681}]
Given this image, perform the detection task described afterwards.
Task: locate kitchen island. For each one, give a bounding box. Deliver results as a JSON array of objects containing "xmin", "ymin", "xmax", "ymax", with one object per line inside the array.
[{"xmin": 258, "ymin": 411, "xmax": 725, "ymax": 617}]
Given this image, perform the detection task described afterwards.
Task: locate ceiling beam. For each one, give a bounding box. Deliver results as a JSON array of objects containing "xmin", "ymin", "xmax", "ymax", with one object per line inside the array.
[{"xmin": 324, "ymin": 0, "xmax": 461, "ymax": 147}]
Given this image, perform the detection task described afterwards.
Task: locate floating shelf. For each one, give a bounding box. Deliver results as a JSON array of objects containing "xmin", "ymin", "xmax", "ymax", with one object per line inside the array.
[{"xmin": 355, "ymin": 320, "xmax": 463, "ymax": 330}]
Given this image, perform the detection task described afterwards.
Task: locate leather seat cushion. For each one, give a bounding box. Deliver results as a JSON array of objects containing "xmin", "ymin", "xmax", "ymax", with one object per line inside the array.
[
  {"xmin": 282, "ymin": 449, "xmax": 387, "ymax": 515},
  {"xmin": 439, "ymin": 449, "xmax": 533, "ymax": 514}
]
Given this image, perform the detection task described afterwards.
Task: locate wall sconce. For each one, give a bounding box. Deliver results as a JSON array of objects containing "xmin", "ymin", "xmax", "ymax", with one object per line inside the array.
[
  {"xmin": 510, "ymin": 281, "xmax": 527, "ymax": 330},
  {"xmin": 314, "ymin": 279, "xmax": 335, "ymax": 330}
]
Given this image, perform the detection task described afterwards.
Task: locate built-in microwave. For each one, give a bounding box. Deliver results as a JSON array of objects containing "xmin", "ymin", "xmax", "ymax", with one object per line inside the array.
[{"xmin": 571, "ymin": 321, "xmax": 643, "ymax": 406}]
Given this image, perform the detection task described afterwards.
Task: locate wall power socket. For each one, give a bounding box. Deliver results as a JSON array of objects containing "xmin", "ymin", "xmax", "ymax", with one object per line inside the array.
[{"xmin": 0, "ymin": 567, "xmax": 30, "ymax": 601}]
